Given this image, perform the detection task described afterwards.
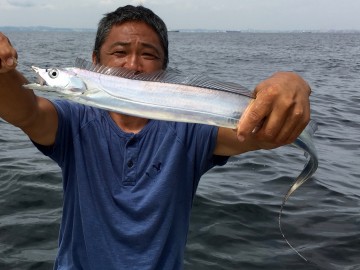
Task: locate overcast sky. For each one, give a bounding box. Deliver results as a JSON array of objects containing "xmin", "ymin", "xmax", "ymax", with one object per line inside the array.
[{"xmin": 0, "ymin": 0, "xmax": 359, "ymax": 31}]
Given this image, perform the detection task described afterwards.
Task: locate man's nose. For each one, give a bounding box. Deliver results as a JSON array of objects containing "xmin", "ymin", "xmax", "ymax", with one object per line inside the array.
[{"xmin": 123, "ymin": 55, "xmax": 142, "ymax": 73}]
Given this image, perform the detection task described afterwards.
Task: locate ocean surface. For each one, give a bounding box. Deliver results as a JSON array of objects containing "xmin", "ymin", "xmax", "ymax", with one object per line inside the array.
[{"xmin": 0, "ymin": 31, "xmax": 359, "ymax": 270}]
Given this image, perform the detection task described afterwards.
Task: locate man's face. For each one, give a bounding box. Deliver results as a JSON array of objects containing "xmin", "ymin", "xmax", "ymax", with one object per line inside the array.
[{"xmin": 93, "ymin": 21, "xmax": 165, "ymax": 73}]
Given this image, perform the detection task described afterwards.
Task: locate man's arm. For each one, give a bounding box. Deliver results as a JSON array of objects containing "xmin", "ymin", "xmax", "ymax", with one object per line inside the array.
[
  {"xmin": 0, "ymin": 32, "xmax": 58, "ymax": 146},
  {"xmin": 214, "ymin": 71, "xmax": 311, "ymax": 156}
]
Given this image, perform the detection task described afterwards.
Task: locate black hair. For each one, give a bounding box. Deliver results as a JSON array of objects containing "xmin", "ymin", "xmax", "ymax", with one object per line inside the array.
[{"xmin": 93, "ymin": 5, "xmax": 169, "ymax": 69}]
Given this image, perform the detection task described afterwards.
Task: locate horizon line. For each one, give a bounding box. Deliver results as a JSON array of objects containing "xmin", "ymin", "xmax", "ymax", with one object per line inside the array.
[{"xmin": 1, "ymin": 25, "xmax": 359, "ymax": 33}]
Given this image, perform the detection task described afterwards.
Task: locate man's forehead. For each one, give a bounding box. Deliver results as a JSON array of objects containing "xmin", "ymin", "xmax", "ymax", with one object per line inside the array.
[
  {"xmin": 109, "ymin": 21, "xmax": 160, "ymax": 39},
  {"xmin": 105, "ymin": 22, "xmax": 164, "ymax": 50}
]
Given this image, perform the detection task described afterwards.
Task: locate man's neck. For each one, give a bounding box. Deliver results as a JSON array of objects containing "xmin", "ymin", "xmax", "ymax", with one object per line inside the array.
[{"xmin": 108, "ymin": 111, "xmax": 149, "ymax": 134}]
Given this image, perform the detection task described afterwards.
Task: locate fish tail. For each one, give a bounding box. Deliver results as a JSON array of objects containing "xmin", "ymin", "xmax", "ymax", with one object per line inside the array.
[
  {"xmin": 307, "ymin": 119, "xmax": 318, "ymax": 135},
  {"xmin": 278, "ymin": 119, "xmax": 319, "ymax": 262}
]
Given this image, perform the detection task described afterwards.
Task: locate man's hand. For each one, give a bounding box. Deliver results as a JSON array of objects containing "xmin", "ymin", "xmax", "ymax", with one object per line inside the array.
[
  {"xmin": 0, "ymin": 32, "xmax": 18, "ymax": 73},
  {"xmin": 0, "ymin": 32, "xmax": 58, "ymax": 146},
  {"xmin": 215, "ymin": 71, "xmax": 311, "ymax": 156},
  {"xmin": 236, "ymin": 71, "xmax": 311, "ymax": 149}
]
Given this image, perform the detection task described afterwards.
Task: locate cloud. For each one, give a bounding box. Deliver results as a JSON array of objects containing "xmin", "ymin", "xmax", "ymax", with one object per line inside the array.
[
  {"xmin": 1, "ymin": 0, "xmax": 360, "ymax": 30},
  {"xmin": 7, "ymin": 0, "xmax": 54, "ymax": 8},
  {"xmin": 100, "ymin": 0, "xmax": 114, "ymax": 4},
  {"xmin": 8, "ymin": 0, "xmax": 39, "ymax": 7},
  {"xmin": 131, "ymin": 0, "xmax": 146, "ymax": 5}
]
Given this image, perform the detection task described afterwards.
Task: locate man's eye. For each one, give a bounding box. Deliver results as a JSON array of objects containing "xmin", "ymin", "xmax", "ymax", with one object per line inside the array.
[
  {"xmin": 113, "ymin": 51, "xmax": 126, "ymax": 56},
  {"xmin": 143, "ymin": 53, "xmax": 158, "ymax": 59}
]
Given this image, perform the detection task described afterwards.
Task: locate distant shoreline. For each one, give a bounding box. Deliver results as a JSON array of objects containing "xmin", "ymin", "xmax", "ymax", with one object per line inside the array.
[
  {"xmin": 1, "ymin": 26, "xmax": 359, "ymax": 34},
  {"xmin": 0, "ymin": 26, "xmax": 96, "ymax": 32}
]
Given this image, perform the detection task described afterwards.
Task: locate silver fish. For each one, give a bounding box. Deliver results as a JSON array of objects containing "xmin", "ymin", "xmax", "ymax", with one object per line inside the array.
[
  {"xmin": 27, "ymin": 58, "xmax": 253, "ymax": 128},
  {"xmin": 25, "ymin": 58, "xmax": 318, "ymax": 260}
]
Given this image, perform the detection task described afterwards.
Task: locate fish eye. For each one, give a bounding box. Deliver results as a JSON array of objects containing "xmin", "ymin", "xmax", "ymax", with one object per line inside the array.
[{"xmin": 48, "ymin": 69, "xmax": 59, "ymax": 79}]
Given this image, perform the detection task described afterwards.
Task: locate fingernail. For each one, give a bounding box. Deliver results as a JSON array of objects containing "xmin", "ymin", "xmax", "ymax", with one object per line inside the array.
[{"xmin": 6, "ymin": 58, "xmax": 14, "ymax": 66}]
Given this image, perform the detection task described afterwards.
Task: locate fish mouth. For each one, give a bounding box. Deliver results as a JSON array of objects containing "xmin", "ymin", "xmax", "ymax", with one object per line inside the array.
[{"xmin": 31, "ymin": 66, "xmax": 47, "ymax": 86}]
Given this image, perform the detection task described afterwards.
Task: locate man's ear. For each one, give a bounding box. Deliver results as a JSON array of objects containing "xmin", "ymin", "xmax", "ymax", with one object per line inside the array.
[{"xmin": 92, "ymin": 52, "xmax": 97, "ymax": 64}]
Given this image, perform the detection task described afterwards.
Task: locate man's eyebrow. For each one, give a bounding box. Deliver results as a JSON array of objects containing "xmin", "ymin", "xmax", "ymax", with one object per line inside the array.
[
  {"xmin": 110, "ymin": 41, "xmax": 130, "ymax": 48},
  {"xmin": 110, "ymin": 41, "xmax": 162, "ymax": 55}
]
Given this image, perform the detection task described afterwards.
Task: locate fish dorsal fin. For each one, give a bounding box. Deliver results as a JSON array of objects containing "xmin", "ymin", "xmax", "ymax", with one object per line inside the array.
[{"xmin": 74, "ymin": 58, "xmax": 254, "ymax": 98}]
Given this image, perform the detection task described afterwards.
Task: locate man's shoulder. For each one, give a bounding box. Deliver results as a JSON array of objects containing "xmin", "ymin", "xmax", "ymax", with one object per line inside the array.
[
  {"xmin": 53, "ymin": 100, "xmax": 104, "ymax": 121},
  {"xmin": 49, "ymin": 100, "xmax": 113, "ymax": 141}
]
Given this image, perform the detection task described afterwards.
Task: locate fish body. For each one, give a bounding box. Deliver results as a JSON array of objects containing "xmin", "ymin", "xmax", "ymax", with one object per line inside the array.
[
  {"xmin": 25, "ymin": 58, "xmax": 318, "ymax": 260},
  {"xmin": 29, "ymin": 59, "xmax": 253, "ymax": 129}
]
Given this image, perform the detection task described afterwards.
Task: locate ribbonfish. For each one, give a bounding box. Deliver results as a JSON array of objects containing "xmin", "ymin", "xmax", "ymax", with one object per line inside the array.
[{"xmin": 25, "ymin": 58, "xmax": 318, "ymax": 261}]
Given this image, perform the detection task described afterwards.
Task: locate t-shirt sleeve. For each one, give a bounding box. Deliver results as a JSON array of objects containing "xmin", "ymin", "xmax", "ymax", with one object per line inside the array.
[
  {"xmin": 32, "ymin": 100, "xmax": 83, "ymax": 167},
  {"xmin": 173, "ymin": 123, "xmax": 229, "ymax": 180}
]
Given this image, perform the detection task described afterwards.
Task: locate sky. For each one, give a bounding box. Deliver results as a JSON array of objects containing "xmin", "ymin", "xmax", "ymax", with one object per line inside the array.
[{"xmin": 0, "ymin": 0, "xmax": 359, "ymax": 31}]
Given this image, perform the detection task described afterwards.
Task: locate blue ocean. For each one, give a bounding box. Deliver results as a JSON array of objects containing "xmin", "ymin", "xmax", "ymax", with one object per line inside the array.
[{"xmin": 0, "ymin": 30, "xmax": 359, "ymax": 270}]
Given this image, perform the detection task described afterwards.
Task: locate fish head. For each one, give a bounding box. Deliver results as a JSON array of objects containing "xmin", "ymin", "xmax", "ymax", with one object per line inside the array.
[{"xmin": 30, "ymin": 66, "xmax": 86, "ymax": 95}]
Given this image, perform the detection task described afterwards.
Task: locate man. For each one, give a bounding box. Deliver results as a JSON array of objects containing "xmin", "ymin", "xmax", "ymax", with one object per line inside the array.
[{"xmin": 0, "ymin": 5, "xmax": 311, "ymax": 270}]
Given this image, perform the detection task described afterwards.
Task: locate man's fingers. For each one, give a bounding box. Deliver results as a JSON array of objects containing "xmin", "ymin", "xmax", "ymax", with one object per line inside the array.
[
  {"xmin": 0, "ymin": 56, "xmax": 17, "ymax": 73},
  {"xmin": 262, "ymin": 98, "xmax": 310, "ymax": 145},
  {"xmin": 237, "ymin": 97, "xmax": 272, "ymax": 141},
  {"xmin": 4, "ymin": 56, "xmax": 17, "ymax": 67},
  {"xmin": 284, "ymin": 106, "xmax": 310, "ymax": 144},
  {"xmin": 0, "ymin": 33, "xmax": 18, "ymax": 73}
]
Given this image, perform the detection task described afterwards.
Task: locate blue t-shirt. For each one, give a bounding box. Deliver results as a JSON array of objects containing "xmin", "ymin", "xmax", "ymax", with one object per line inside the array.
[{"xmin": 34, "ymin": 100, "xmax": 228, "ymax": 270}]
